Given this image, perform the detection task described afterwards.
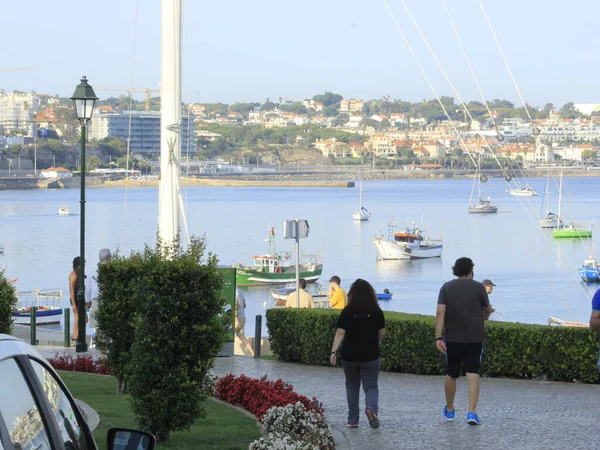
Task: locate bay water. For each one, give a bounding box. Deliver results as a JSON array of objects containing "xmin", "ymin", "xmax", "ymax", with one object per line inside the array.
[{"xmin": 1, "ymin": 175, "xmax": 598, "ymax": 335}]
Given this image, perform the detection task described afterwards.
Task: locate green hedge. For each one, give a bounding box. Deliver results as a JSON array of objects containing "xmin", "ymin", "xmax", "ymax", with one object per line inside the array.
[{"xmin": 266, "ymin": 309, "xmax": 600, "ymax": 383}]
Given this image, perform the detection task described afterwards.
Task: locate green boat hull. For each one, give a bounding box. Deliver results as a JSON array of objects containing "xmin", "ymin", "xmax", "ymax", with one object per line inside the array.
[
  {"xmin": 235, "ymin": 265, "xmax": 323, "ymax": 286},
  {"xmin": 552, "ymin": 229, "xmax": 592, "ymax": 239}
]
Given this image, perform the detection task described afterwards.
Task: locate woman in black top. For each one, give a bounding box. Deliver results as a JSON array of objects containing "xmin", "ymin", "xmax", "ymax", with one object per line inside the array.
[{"xmin": 330, "ymin": 279, "xmax": 385, "ymax": 429}]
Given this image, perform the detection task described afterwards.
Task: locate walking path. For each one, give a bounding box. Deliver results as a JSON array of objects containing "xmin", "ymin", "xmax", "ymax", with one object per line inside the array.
[{"xmin": 212, "ymin": 357, "xmax": 599, "ymax": 450}]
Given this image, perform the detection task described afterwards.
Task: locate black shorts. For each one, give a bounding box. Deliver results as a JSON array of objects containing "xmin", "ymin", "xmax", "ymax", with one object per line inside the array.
[{"xmin": 445, "ymin": 341, "xmax": 483, "ymax": 378}]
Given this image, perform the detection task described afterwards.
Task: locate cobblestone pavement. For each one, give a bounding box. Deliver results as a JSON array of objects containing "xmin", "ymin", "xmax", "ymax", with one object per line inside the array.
[{"xmin": 213, "ymin": 357, "xmax": 600, "ymax": 450}]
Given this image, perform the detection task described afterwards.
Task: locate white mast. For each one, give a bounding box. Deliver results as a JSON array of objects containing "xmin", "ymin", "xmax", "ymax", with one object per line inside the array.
[
  {"xmin": 158, "ymin": 0, "xmax": 182, "ymax": 246},
  {"xmin": 358, "ymin": 176, "xmax": 363, "ymax": 210}
]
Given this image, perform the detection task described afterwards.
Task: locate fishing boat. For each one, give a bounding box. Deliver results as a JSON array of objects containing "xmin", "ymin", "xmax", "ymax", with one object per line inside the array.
[
  {"xmin": 352, "ymin": 176, "xmax": 371, "ymax": 221},
  {"xmin": 508, "ymin": 185, "xmax": 537, "ymax": 197},
  {"xmin": 233, "ymin": 227, "xmax": 323, "ymax": 286},
  {"xmin": 374, "ymin": 220, "xmax": 443, "ymax": 260},
  {"xmin": 58, "ymin": 206, "xmax": 70, "ymax": 216},
  {"xmin": 550, "ymin": 172, "xmax": 592, "ymax": 239},
  {"xmin": 12, "ymin": 289, "xmax": 63, "ymax": 326},
  {"xmin": 579, "ymin": 256, "xmax": 600, "ymax": 282}
]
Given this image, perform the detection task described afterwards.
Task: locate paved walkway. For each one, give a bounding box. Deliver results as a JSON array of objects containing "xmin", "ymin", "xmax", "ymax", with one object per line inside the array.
[{"xmin": 213, "ymin": 357, "xmax": 600, "ymax": 450}]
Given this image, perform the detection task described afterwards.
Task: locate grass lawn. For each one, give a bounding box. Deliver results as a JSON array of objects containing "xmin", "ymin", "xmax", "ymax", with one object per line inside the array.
[{"xmin": 60, "ymin": 371, "xmax": 261, "ymax": 450}]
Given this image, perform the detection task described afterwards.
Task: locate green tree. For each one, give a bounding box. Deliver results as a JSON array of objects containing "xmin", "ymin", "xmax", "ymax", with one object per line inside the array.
[
  {"xmin": 0, "ymin": 270, "xmax": 17, "ymax": 334},
  {"xmin": 312, "ymin": 91, "xmax": 343, "ymax": 107},
  {"xmin": 87, "ymin": 155, "xmax": 101, "ymax": 171},
  {"xmin": 126, "ymin": 237, "xmax": 227, "ymax": 442},
  {"xmin": 582, "ymin": 150, "xmax": 598, "ymax": 160},
  {"xmin": 323, "ymin": 105, "xmax": 338, "ymax": 117}
]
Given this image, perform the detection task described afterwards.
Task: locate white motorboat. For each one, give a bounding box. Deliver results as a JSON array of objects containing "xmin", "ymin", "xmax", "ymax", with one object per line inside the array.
[
  {"xmin": 508, "ymin": 185, "xmax": 538, "ymax": 196},
  {"xmin": 58, "ymin": 206, "xmax": 70, "ymax": 216},
  {"xmin": 374, "ymin": 221, "xmax": 442, "ymax": 260}
]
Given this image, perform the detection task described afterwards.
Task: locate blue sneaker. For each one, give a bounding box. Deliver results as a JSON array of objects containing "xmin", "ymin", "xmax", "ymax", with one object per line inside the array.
[
  {"xmin": 466, "ymin": 412, "xmax": 481, "ymax": 425},
  {"xmin": 442, "ymin": 406, "xmax": 455, "ymax": 422}
]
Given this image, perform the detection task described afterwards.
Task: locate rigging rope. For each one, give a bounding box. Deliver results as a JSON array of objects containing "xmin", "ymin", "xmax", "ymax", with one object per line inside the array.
[
  {"xmin": 383, "ymin": 0, "xmax": 593, "ymax": 311},
  {"xmin": 439, "ymin": 0, "xmax": 534, "ymax": 199},
  {"xmin": 478, "ymin": 0, "xmax": 533, "ymax": 121}
]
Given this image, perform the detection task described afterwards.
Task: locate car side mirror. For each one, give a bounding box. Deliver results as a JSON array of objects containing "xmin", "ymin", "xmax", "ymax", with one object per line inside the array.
[{"xmin": 106, "ymin": 428, "xmax": 156, "ymax": 450}]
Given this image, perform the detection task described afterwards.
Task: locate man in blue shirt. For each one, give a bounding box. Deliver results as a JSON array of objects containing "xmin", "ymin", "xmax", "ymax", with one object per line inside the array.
[{"xmin": 589, "ymin": 288, "xmax": 600, "ymax": 330}]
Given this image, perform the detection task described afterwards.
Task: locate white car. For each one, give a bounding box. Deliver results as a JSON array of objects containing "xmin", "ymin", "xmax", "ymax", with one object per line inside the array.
[{"xmin": 0, "ymin": 334, "xmax": 156, "ymax": 450}]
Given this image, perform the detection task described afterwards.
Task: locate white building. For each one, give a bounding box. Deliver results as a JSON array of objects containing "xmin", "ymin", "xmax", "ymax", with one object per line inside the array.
[{"xmin": 0, "ymin": 92, "xmax": 40, "ymax": 137}]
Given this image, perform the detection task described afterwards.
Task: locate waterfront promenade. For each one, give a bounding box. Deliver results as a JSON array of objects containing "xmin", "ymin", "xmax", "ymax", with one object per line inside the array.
[
  {"xmin": 25, "ymin": 335, "xmax": 599, "ymax": 449},
  {"xmin": 212, "ymin": 357, "xmax": 599, "ymax": 450}
]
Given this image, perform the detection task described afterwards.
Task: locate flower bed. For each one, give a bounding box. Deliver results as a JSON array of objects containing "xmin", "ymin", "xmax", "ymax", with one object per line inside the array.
[
  {"xmin": 215, "ymin": 374, "xmax": 334, "ymax": 450},
  {"xmin": 215, "ymin": 374, "xmax": 323, "ymax": 420},
  {"xmin": 47, "ymin": 354, "xmax": 112, "ymax": 375}
]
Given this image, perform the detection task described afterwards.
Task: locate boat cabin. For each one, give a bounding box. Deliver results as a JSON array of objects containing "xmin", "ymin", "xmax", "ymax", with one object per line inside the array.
[
  {"xmin": 393, "ymin": 232, "xmax": 422, "ymax": 244},
  {"xmin": 252, "ymin": 254, "xmax": 283, "ymax": 273}
]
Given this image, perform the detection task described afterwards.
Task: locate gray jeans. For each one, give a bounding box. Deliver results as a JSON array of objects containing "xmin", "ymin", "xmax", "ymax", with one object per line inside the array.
[{"xmin": 341, "ymin": 358, "xmax": 380, "ymax": 425}]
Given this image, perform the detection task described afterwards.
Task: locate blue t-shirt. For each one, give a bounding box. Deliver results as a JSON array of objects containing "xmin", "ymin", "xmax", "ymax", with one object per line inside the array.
[{"xmin": 592, "ymin": 289, "xmax": 600, "ymax": 311}]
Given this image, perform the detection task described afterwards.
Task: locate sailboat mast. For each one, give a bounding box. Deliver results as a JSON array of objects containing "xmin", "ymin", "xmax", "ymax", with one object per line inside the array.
[
  {"xmin": 158, "ymin": 0, "xmax": 182, "ymax": 246},
  {"xmin": 359, "ymin": 177, "xmax": 363, "ymax": 209}
]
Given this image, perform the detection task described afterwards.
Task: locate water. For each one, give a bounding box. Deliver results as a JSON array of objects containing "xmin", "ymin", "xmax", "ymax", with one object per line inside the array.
[{"xmin": 1, "ymin": 176, "xmax": 598, "ymax": 335}]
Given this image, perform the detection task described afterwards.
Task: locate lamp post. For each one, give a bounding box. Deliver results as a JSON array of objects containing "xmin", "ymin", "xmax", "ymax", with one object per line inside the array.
[{"xmin": 70, "ymin": 76, "xmax": 98, "ymax": 353}]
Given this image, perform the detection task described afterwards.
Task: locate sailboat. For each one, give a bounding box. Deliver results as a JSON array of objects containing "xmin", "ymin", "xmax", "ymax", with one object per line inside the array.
[
  {"xmin": 551, "ymin": 172, "xmax": 592, "ymax": 239},
  {"xmin": 539, "ymin": 169, "xmax": 564, "ymax": 229},
  {"xmin": 468, "ymin": 153, "xmax": 497, "ymax": 214},
  {"xmin": 352, "ymin": 175, "xmax": 371, "ymax": 221}
]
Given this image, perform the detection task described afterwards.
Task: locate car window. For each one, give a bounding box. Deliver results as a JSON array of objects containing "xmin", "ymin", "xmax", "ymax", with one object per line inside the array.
[
  {"xmin": 0, "ymin": 358, "xmax": 52, "ymax": 450},
  {"xmin": 29, "ymin": 360, "xmax": 87, "ymax": 450}
]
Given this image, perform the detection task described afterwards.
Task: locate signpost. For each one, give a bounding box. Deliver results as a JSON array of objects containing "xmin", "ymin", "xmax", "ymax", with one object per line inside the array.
[{"xmin": 283, "ymin": 219, "xmax": 310, "ymax": 307}]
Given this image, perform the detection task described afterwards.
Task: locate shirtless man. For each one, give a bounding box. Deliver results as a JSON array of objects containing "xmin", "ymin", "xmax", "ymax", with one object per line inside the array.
[{"xmin": 69, "ymin": 257, "xmax": 85, "ymax": 344}]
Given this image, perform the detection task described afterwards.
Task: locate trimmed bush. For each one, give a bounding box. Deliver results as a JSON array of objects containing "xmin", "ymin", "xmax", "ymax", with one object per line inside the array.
[
  {"xmin": 266, "ymin": 308, "xmax": 600, "ymax": 383},
  {"xmin": 0, "ymin": 270, "xmax": 17, "ymax": 334},
  {"xmin": 47, "ymin": 354, "xmax": 111, "ymax": 375}
]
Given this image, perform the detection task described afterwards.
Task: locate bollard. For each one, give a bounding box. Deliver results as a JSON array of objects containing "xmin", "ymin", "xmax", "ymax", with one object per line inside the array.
[
  {"xmin": 64, "ymin": 308, "xmax": 71, "ymax": 347},
  {"xmin": 254, "ymin": 315, "xmax": 262, "ymax": 359},
  {"xmin": 30, "ymin": 307, "xmax": 37, "ymax": 346}
]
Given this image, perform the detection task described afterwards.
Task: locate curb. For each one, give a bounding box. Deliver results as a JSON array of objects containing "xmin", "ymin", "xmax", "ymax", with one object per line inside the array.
[
  {"xmin": 329, "ymin": 423, "xmax": 351, "ymax": 450},
  {"xmin": 75, "ymin": 399, "xmax": 100, "ymax": 432}
]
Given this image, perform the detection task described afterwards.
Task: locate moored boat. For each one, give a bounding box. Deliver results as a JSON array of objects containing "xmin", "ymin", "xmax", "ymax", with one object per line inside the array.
[
  {"xmin": 552, "ymin": 224, "xmax": 592, "ymax": 239},
  {"xmin": 58, "ymin": 206, "xmax": 70, "ymax": 216},
  {"xmin": 374, "ymin": 221, "xmax": 442, "ymax": 260},
  {"xmin": 508, "ymin": 185, "xmax": 537, "ymax": 196},
  {"xmin": 579, "ymin": 257, "xmax": 600, "ymax": 282},
  {"xmin": 12, "ymin": 289, "xmax": 63, "ymax": 326},
  {"xmin": 468, "ymin": 198, "xmax": 498, "ymax": 214},
  {"xmin": 233, "ymin": 227, "xmax": 322, "ymax": 286}
]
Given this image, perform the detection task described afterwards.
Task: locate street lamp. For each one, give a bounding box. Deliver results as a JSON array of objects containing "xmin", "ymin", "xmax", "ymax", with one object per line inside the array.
[{"xmin": 70, "ymin": 76, "xmax": 98, "ymax": 353}]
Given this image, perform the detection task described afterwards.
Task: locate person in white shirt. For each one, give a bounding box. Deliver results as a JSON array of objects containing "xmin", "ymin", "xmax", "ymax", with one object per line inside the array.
[
  {"xmin": 285, "ymin": 278, "xmax": 315, "ymax": 308},
  {"xmin": 235, "ymin": 288, "xmax": 247, "ymax": 337}
]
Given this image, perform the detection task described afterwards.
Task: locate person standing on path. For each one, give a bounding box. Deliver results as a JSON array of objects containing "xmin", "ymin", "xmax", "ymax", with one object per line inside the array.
[
  {"xmin": 285, "ymin": 278, "xmax": 315, "ymax": 308},
  {"xmin": 328, "ymin": 275, "xmax": 347, "ymax": 309},
  {"xmin": 482, "ymin": 279, "xmax": 496, "ymax": 296},
  {"xmin": 68, "ymin": 256, "xmax": 86, "ymax": 345},
  {"xmin": 235, "ymin": 288, "xmax": 254, "ymax": 356},
  {"xmin": 330, "ymin": 279, "xmax": 385, "ymax": 429},
  {"xmin": 435, "ymin": 257, "xmax": 493, "ymax": 425}
]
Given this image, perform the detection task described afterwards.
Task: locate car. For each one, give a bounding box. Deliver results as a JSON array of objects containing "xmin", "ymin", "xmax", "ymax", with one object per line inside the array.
[{"xmin": 0, "ymin": 334, "xmax": 156, "ymax": 450}]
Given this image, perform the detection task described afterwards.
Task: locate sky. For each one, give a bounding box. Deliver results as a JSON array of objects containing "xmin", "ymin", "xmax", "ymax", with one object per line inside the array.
[{"xmin": 2, "ymin": 0, "xmax": 599, "ymax": 108}]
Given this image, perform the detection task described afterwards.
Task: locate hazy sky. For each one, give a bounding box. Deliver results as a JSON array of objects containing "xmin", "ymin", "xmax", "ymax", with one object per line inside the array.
[{"xmin": 2, "ymin": 0, "xmax": 598, "ymax": 107}]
